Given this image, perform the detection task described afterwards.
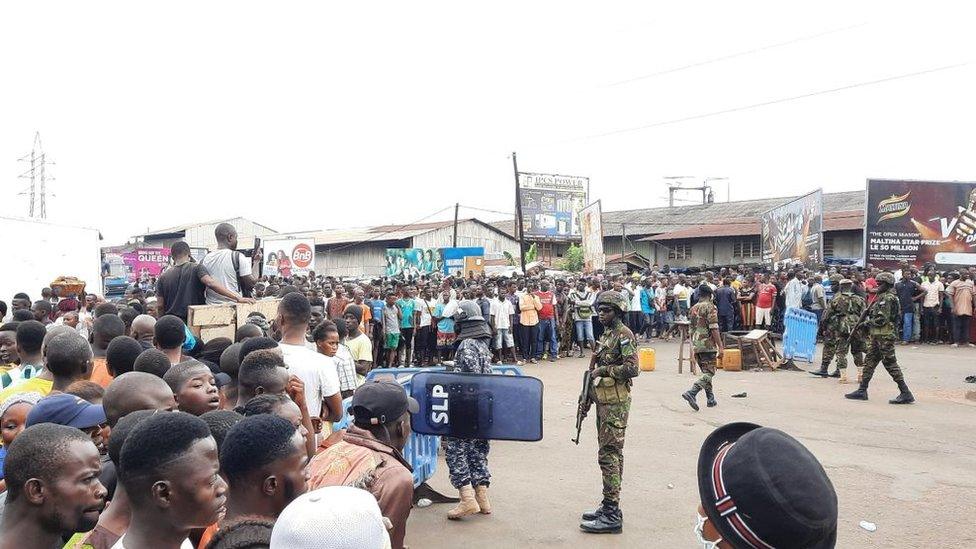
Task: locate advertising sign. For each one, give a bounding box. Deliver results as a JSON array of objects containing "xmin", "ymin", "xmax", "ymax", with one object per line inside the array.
[
  {"xmin": 760, "ymin": 189, "xmax": 823, "ymax": 268},
  {"xmin": 441, "ymin": 247, "xmax": 485, "ymax": 276},
  {"xmin": 262, "ymin": 238, "xmax": 316, "ymax": 278},
  {"xmin": 517, "ymin": 172, "xmax": 589, "ymax": 239},
  {"xmin": 579, "ymin": 200, "xmax": 605, "ymax": 272},
  {"xmin": 385, "ymin": 247, "xmax": 485, "ymax": 277},
  {"xmin": 865, "ymin": 179, "xmax": 976, "ymax": 269},
  {"xmin": 386, "ymin": 248, "xmax": 442, "ymax": 277},
  {"xmin": 121, "ymin": 248, "xmax": 170, "ymax": 282}
]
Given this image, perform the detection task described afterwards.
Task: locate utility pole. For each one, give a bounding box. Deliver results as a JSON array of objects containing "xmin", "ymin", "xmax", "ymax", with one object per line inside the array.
[
  {"xmin": 452, "ymin": 202, "xmax": 459, "ymax": 248},
  {"xmin": 512, "ymin": 152, "xmax": 527, "ymax": 275},
  {"xmin": 18, "ymin": 132, "xmax": 54, "ymax": 219}
]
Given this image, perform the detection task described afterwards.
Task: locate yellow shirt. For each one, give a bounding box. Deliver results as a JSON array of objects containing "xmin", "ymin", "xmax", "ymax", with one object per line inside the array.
[{"xmin": 0, "ymin": 376, "xmax": 54, "ymax": 403}]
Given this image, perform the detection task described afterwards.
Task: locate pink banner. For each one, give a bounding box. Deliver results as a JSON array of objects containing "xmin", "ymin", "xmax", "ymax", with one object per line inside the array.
[{"xmin": 121, "ymin": 248, "xmax": 170, "ymax": 282}]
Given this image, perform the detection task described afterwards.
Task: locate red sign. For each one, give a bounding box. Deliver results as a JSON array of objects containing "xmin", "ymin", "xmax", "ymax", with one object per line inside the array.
[{"xmin": 292, "ymin": 243, "xmax": 313, "ymax": 269}]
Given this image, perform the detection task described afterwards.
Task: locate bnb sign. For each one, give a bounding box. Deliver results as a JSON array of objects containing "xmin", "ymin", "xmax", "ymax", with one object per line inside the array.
[{"xmin": 291, "ymin": 243, "xmax": 313, "ymax": 269}]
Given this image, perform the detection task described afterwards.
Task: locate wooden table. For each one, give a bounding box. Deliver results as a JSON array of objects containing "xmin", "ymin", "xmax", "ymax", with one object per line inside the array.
[{"xmin": 675, "ymin": 321, "xmax": 697, "ymax": 374}]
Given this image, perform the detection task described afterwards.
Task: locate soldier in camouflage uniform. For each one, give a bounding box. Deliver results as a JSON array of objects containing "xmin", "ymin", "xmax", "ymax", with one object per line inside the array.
[
  {"xmin": 845, "ymin": 272, "xmax": 915, "ymax": 404},
  {"xmin": 445, "ymin": 300, "xmax": 495, "ymax": 519},
  {"xmin": 579, "ymin": 290, "xmax": 639, "ymax": 535},
  {"xmin": 813, "ymin": 277, "xmax": 866, "ymax": 382},
  {"xmin": 681, "ymin": 284, "xmax": 724, "ymax": 411}
]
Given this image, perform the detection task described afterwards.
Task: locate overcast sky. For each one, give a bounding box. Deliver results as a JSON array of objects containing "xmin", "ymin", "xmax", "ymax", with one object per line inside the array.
[{"xmin": 3, "ymin": 1, "xmax": 974, "ymax": 245}]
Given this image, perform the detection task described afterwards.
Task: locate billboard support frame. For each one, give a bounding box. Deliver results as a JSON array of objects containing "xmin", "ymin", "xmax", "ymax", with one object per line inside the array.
[{"xmin": 512, "ymin": 152, "xmax": 527, "ymax": 274}]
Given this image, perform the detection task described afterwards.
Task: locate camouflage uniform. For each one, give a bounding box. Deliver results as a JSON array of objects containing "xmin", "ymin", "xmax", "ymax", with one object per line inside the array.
[
  {"xmin": 861, "ymin": 288, "xmax": 904, "ymax": 385},
  {"xmin": 591, "ymin": 317, "xmax": 639, "ymax": 505},
  {"xmin": 820, "ymin": 288, "xmax": 866, "ymax": 372},
  {"xmin": 846, "ymin": 274, "xmax": 914, "ymax": 404},
  {"xmin": 689, "ymin": 299, "xmax": 720, "ymax": 391},
  {"xmin": 445, "ymin": 335, "xmax": 493, "ymax": 488}
]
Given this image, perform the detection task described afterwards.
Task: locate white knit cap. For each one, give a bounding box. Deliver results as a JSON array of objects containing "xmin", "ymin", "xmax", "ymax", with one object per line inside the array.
[{"xmin": 270, "ymin": 486, "xmax": 392, "ymax": 549}]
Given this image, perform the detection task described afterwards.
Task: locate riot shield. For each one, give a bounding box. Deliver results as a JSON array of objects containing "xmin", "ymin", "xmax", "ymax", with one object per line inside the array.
[{"xmin": 409, "ymin": 371, "xmax": 543, "ymax": 441}]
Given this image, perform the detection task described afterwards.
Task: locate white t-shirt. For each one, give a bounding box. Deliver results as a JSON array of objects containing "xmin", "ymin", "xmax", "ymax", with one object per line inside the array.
[
  {"xmin": 112, "ymin": 536, "xmax": 193, "ymax": 549},
  {"xmin": 416, "ymin": 298, "xmax": 436, "ymax": 327},
  {"xmin": 629, "ymin": 285, "xmax": 643, "ymax": 310},
  {"xmin": 920, "ymin": 279, "xmax": 944, "ymax": 308},
  {"xmin": 200, "ymin": 249, "xmax": 251, "ymax": 304},
  {"xmin": 490, "ymin": 299, "xmax": 514, "ymax": 330},
  {"xmin": 279, "ymin": 342, "xmax": 340, "ymax": 418},
  {"xmin": 441, "ymin": 300, "xmax": 459, "ymax": 319}
]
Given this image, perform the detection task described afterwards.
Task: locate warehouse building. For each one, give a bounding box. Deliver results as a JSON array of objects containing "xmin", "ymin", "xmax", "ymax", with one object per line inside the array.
[
  {"xmin": 494, "ymin": 190, "xmax": 865, "ymax": 270},
  {"xmin": 291, "ymin": 218, "xmax": 521, "ymax": 278},
  {"xmin": 133, "ymin": 217, "xmax": 279, "ymax": 251}
]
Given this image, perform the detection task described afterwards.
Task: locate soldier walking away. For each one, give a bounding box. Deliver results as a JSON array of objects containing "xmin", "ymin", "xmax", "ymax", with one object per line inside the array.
[
  {"xmin": 579, "ymin": 291, "xmax": 639, "ymax": 535},
  {"xmin": 813, "ymin": 277, "xmax": 866, "ymax": 382},
  {"xmin": 681, "ymin": 285, "xmax": 724, "ymax": 411},
  {"xmin": 845, "ymin": 272, "xmax": 916, "ymax": 404}
]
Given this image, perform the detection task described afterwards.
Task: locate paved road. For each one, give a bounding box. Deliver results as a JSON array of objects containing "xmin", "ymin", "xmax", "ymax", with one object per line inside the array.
[{"xmin": 405, "ymin": 340, "xmax": 976, "ymax": 548}]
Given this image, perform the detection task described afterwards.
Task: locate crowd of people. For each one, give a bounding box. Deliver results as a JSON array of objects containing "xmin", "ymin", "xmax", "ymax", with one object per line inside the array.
[{"xmin": 1, "ymin": 221, "xmax": 970, "ymax": 548}]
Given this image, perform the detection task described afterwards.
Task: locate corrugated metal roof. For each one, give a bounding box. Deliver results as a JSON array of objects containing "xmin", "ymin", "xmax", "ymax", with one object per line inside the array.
[
  {"xmin": 491, "ymin": 190, "xmax": 865, "ymax": 238},
  {"xmin": 641, "ymin": 209, "xmax": 865, "ymax": 241},
  {"xmin": 142, "ymin": 217, "xmax": 277, "ymax": 237},
  {"xmin": 309, "ymin": 218, "xmax": 512, "ymax": 247}
]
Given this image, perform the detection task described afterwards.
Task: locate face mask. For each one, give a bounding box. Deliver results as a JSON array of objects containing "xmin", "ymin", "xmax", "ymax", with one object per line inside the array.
[{"xmin": 694, "ymin": 513, "xmax": 723, "ymax": 549}]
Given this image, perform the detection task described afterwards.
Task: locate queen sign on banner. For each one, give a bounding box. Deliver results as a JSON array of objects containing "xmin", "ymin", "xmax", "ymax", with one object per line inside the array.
[{"xmin": 262, "ymin": 239, "xmax": 315, "ymax": 277}]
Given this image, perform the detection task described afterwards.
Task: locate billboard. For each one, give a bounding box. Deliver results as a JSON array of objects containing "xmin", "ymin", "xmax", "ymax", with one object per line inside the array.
[
  {"xmin": 580, "ymin": 200, "xmax": 605, "ymax": 272},
  {"xmin": 760, "ymin": 189, "xmax": 823, "ymax": 268},
  {"xmin": 517, "ymin": 172, "xmax": 589, "ymax": 239},
  {"xmin": 121, "ymin": 248, "xmax": 170, "ymax": 282},
  {"xmin": 385, "ymin": 247, "xmax": 485, "ymax": 277},
  {"xmin": 865, "ymin": 179, "xmax": 976, "ymax": 269},
  {"xmin": 262, "ymin": 238, "xmax": 316, "ymax": 278}
]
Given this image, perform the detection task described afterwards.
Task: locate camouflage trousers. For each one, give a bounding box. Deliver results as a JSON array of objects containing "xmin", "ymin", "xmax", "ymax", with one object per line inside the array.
[
  {"xmin": 821, "ymin": 333, "xmax": 865, "ymax": 370},
  {"xmin": 863, "ymin": 335, "xmax": 904, "ymax": 385},
  {"xmin": 694, "ymin": 352, "xmax": 718, "ymax": 392},
  {"xmin": 596, "ymin": 398, "xmax": 630, "ymax": 504},
  {"xmin": 445, "ymin": 437, "xmax": 491, "ymax": 489}
]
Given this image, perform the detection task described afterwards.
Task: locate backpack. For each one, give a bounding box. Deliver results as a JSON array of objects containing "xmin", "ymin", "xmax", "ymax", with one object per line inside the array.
[{"xmin": 801, "ymin": 286, "xmax": 813, "ymax": 309}]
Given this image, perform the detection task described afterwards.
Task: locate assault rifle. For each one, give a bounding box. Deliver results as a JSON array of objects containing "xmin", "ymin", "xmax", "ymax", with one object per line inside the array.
[
  {"xmin": 573, "ymin": 343, "xmax": 602, "ymax": 445},
  {"xmin": 572, "ymin": 369, "xmax": 592, "ymax": 445}
]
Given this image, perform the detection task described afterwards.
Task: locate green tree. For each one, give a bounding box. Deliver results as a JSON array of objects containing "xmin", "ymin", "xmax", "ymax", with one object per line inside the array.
[{"xmin": 556, "ymin": 243, "xmax": 584, "ymax": 272}]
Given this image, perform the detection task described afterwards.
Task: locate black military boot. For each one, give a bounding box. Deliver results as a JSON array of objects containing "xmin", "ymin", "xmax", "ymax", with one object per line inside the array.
[
  {"xmin": 681, "ymin": 385, "xmax": 702, "ymax": 411},
  {"xmin": 889, "ymin": 381, "xmax": 915, "ymax": 404},
  {"xmin": 844, "ymin": 382, "xmax": 869, "ymax": 400},
  {"xmin": 580, "ymin": 502, "xmax": 623, "ymax": 534},
  {"xmin": 810, "ymin": 364, "xmax": 830, "ymax": 377},
  {"xmin": 828, "ymin": 369, "xmax": 841, "ymax": 378},
  {"xmin": 580, "ymin": 500, "xmax": 609, "ymax": 521},
  {"xmin": 705, "ymin": 390, "xmax": 718, "ymax": 408}
]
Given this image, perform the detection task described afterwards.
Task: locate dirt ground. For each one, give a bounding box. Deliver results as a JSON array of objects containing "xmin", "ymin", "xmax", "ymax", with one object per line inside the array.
[{"xmin": 405, "ymin": 340, "xmax": 976, "ymax": 548}]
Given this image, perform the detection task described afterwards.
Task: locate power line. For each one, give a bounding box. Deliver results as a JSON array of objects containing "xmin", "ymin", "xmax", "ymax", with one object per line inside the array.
[
  {"xmin": 327, "ymin": 205, "xmax": 455, "ymax": 253},
  {"xmin": 606, "ymin": 23, "xmax": 866, "ymax": 87},
  {"xmin": 459, "ymin": 204, "xmax": 514, "ymax": 217},
  {"xmin": 573, "ymin": 60, "xmax": 972, "ymax": 142}
]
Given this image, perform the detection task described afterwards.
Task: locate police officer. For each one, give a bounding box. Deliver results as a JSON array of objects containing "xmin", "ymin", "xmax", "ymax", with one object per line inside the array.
[
  {"xmin": 579, "ymin": 290, "xmax": 639, "ymax": 534},
  {"xmin": 681, "ymin": 284, "xmax": 723, "ymax": 411},
  {"xmin": 845, "ymin": 272, "xmax": 915, "ymax": 404},
  {"xmin": 813, "ymin": 276, "xmax": 866, "ymax": 382}
]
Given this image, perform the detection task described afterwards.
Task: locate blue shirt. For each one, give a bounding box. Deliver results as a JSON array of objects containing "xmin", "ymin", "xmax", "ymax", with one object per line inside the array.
[
  {"xmin": 715, "ymin": 286, "xmax": 738, "ymax": 316},
  {"xmin": 369, "ymin": 299, "xmax": 385, "ymax": 323},
  {"xmin": 640, "ymin": 288, "xmax": 654, "ymax": 314},
  {"xmin": 434, "ymin": 302, "xmax": 455, "ymax": 333}
]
